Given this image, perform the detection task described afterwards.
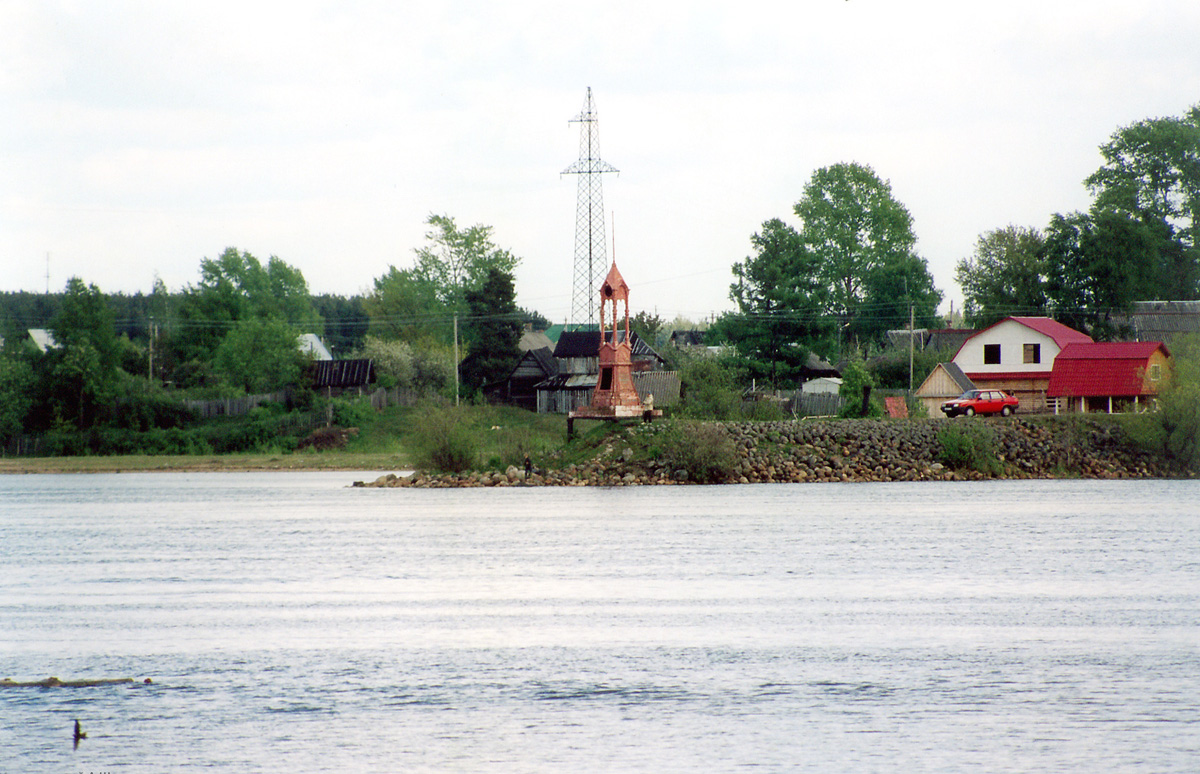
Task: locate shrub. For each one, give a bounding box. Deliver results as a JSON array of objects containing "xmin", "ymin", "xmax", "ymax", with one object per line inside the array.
[
  {"xmin": 678, "ymin": 357, "xmax": 744, "ymax": 420},
  {"xmin": 937, "ymin": 421, "xmax": 1001, "ymax": 475},
  {"xmin": 838, "ymin": 356, "xmax": 884, "ymax": 418},
  {"xmin": 410, "ymin": 403, "xmax": 478, "ymax": 473},
  {"xmin": 330, "ymin": 396, "xmax": 376, "ymax": 428},
  {"xmin": 660, "ymin": 421, "xmax": 737, "ymax": 483}
]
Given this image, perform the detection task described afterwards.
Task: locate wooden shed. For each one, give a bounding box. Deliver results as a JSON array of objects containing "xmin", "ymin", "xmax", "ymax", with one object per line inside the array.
[{"xmin": 915, "ymin": 362, "xmax": 976, "ymax": 416}]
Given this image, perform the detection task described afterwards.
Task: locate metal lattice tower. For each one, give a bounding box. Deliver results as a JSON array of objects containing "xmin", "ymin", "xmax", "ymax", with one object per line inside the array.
[{"xmin": 562, "ymin": 87, "xmax": 618, "ymax": 327}]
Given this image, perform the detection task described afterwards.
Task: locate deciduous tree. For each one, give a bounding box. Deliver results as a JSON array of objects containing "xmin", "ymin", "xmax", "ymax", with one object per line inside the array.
[
  {"xmin": 955, "ymin": 225, "xmax": 1048, "ymax": 326},
  {"xmin": 794, "ymin": 163, "xmax": 941, "ymax": 345}
]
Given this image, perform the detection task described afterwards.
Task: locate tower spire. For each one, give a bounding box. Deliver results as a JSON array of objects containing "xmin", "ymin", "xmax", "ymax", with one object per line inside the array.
[{"xmin": 562, "ymin": 87, "xmax": 618, "ymax": 328}]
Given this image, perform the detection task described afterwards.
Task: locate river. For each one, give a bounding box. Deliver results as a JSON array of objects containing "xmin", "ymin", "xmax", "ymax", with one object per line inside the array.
[{"xmin": 2, "ymin": 473, "xmax": 1198, "ymax": 772}]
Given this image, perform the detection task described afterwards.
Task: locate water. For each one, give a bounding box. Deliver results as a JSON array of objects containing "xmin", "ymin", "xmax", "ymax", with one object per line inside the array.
[{"xmin": 2, "ymin": 473, "xmax": 1198, "ymax": 772}]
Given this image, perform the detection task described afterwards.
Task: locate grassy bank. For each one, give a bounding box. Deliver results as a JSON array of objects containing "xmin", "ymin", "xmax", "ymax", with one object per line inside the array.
[{"xmin": 0, "ymin": 402, "xmax": 567, "ymax": 475}]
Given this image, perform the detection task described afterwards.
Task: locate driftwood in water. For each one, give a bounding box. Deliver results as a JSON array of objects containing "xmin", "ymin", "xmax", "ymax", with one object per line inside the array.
[{"xmin": 1, "ymin": 676, "xmax": 142, "ymax": 688}]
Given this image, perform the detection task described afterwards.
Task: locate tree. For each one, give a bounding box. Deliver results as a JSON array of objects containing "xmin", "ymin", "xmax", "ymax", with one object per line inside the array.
[
  {"xmin": 1043, "ymin": 210, "xmax": 1163, "ymax": 339},
  {"xmin": 630, "ymin": 310, "xmax": 665, "ymax": 348},
  {"xmin": 412, "ymin": 214, "xmax": 520, "ymax": 311},
  {"xmin": 460, "ymin": 268, "xmax": 522, "ymax": 394},
  {"xmin": 212, "ymin": 317, "xmax": 308, "ymax": 394},
  {"xmin": 955, "ymin": 225, "xmax": 1048, "ymax": 326},
  {"xmin": 716, "ymin": 218, "xmax": 831, "ymax": 386},
  {"xmin": 0, "ymin": 356, "xmax": 35, "ymax": 442},
  {"xmin": 175, "ymin": 248, "xmax": 318, "ymax": 363},
  {"xmin": 363, "ymin": 266, "xmax": 446, "ymax": 344},
  {"xmin": 1085, "ymin": 106, "xmax": 1200, "ymax": 298},
  {"xmin": 794, "ymin": 162, "xmax": 941, "ymax": 346},
  {"xmin": 49, "ymin": 278, "xmax": 120, "ymax": 429}
]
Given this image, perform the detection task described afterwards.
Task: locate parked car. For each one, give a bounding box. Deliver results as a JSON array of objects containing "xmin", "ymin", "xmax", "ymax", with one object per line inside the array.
[{"xmin": 940, "ymin": 389, "xmax": 1018, "ymax": 417}]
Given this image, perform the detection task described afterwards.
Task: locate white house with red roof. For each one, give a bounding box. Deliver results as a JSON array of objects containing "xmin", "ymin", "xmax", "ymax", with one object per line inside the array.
[
  {"xmin": 1047, "ymin": 341, "xmax": 1172, "ymax": 414},
  {"xmin": 951, "ymin": 317, "xmax": 1094, "ymax": 411}
]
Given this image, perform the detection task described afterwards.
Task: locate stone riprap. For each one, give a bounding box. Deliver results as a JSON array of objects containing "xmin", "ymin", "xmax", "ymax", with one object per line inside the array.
[{"xmin": 354, "ymin": 418, "xmax": 1183, "ymax": 488}]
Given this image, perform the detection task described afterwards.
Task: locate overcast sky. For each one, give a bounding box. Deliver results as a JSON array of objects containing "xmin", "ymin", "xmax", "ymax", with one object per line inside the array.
[{"xmin": 3, "ymin": 0, "xmax": 1199, "ymax": 325}]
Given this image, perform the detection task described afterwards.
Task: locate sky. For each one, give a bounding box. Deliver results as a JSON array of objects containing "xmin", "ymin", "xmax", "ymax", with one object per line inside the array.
[{"xmin": 3, "ymin": 0, "xmax": 1200, "ymax": 327}]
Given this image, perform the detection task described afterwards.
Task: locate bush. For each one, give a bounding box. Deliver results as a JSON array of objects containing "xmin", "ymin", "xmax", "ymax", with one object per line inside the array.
[
  {"xmin": 330, "ymin": 396, "xmax": 376, "ymax": 428},
  {"xmin": 678, "ymin": 357, "xmax": 744, "ymax": 419},
  {"xmin": 936, "ymin": 421, "xmax": 1001, "ymax": 474},
  {"xmin": 838, "ymin": 356, "xmax": 884, "ymax": 418},
  {"xmin": 660, "ymin": 421, "xmax": 737, "ymax": 483},
  {"xmin": 410, "ymin": 403, "xmax": 478, "ymax": 473}
]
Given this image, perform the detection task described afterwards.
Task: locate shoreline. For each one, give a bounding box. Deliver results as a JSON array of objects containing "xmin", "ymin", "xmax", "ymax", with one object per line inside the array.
[{"xmin": 0, "ymin": 452, "xmax": 408, "ymax": 475}]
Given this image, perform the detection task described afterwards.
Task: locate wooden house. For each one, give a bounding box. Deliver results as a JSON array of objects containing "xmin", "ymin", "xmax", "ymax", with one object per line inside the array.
[
  {"xmin": 1047, "ymin": 341, "xmax": 1172, "ymax": 414},
  {"xmin": 535, "ymin": 329, "xmax": 671, "ymax": 414},
  {"xmin": 914, "ymin": 362, "xmax": 976, "ymax": 416},
  {"xmin": 496, "ymin": 347, "xmax": 558, "ymax": 411},
  {"xmin": 951, "ymin": 317, "xmax": 1093, "ymax": 412}
]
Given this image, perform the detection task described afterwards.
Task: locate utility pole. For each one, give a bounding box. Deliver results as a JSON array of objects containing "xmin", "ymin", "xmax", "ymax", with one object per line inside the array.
[{"xmin": 453, "ymin": 314, "xmax": 460, "ymax": 406}]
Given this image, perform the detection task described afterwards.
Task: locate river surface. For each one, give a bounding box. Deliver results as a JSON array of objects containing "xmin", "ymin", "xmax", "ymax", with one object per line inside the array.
[{"xmin": 2, "ymin": 473, "xmax": 1198, "ymax": 772}]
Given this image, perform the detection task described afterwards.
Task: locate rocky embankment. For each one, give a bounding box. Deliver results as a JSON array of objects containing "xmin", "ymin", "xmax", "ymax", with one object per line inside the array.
[{"xmin": 355, "ymin": 417, "xmax": 1182, "ymax": 488}]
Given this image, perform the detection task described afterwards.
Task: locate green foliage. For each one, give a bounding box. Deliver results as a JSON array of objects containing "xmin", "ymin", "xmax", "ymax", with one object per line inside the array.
[
  {"xmin": 174, "ymin": 248, "xmax": 318, "ymax": 363},
  {"xmin": 48, "ymin": 277, "xmax": 121, "ymax": 429},
  {"xmin": 112, "ymin": 391, "xmax": 197, "ymax": 432},
  {"xmin": 357, "ymin": 336, "xmax": 415, "ymax": 387},
  {"xmin": 1085, "ymin": 105, "xmax": 1200, "ymax": 279},
  {"xmin": 0, "ymin": 356, "xmax": 35, "ymax": 442},
  {"xmin": 838, "ymin": 356, "xmax": 883, "ymax": 418},
  {"xmin": 409, "ymin": 402, "xmax": 478, "ymax": 473},
  {"xmin": 213, "ymin": 317, "xmax": 307, "ymax": 394},
  {"xmin": 329, "ymin": 396, "xmax": 376, "ymax": 429},
  {"xmin": 1043, "ymin": 210, "xmax": 1165, "ymax": 339},
  {"xmin": 659, "ymin": 421, "xmax": 738, "ymax": 484},
  {"xmin": 1155, "ymin": 333, "xmax": 1200, "ymax": 469},
  {"xmin": 956, "ymin": 225, "xmax": 1048, "ymax": 326},
  {"xmin": 720, "ymin": 218, "xmax": 831, "ymax": 385},
  {"xmin": 312, "ymin": 294, "xmax": 369, "ymax": 356},
  {"xmin": 413, "ymin": 214, "xmax": 521, "ymax": 311},
  {"xmin": 870, "ymin": 345, "xmax": 957, "ymax": 391},
  {"xmin": 677, "ymin": 354, "xmax": 746, "ymax": 420},
  {"xmin": 363, "ymin": 265, "xmax": 446, "ymax": 344},
  {"xmin": 460, "ymin": 268, "xmax": 522, "ymax": 394},
  {"xmin": 630, "ymin": 310, "xmax": 665, "ymax": 348},
  {"xmin": 794, "ymin": 162, "xmax": 942, "ymax": 346},
  {"xmin": 936, "ymin": 421, "xmax": 1001, "ymax": 475}
]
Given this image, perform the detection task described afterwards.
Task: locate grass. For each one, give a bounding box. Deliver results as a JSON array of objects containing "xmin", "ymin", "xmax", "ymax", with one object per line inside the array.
[{"xmin": 0, "ymin": 402, "xmax": 569, "ymax": 475}]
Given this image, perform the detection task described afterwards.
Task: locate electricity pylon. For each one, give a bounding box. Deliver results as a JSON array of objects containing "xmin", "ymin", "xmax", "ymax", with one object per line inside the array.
[{"xmin": 562, "ymin": 87, "xmax": 618, "ymax": 328}]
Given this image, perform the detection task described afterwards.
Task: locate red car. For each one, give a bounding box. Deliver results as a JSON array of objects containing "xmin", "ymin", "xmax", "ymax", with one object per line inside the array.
[{"xmin": 940, "ymin": 389, "xmax": 1018, "ymax": 417}]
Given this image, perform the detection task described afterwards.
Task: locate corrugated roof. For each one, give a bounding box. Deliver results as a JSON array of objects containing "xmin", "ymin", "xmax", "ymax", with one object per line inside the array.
[
  {"xmin": 941, "ymin": 362, "xmax": 976, "ymax": 393},
  {"xmin": 1008, "ymin": 317, "xmax": 1094, "ymax": 347},
  {"xmin": 553, "ymin": 329, "xmax": 661, "ymax": 360},
  {"xmin": 1047, "ymin": 342, "xmax": 1168, "ymax": 397},
  {"xmin": 1054, "ymin": 341, "xmax": 1168, "ymax": 360},
  {"xmin": 308, "ymin": 359, "xmax": 375, "ymax": 388}
]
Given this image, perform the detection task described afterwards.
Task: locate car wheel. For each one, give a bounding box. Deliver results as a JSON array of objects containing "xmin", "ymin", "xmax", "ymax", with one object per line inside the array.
[
  {"xmin": 965, "ymin": 407, "xmax": 975, "ymax": 417},
  {"xmin": 1001, "ymin": 405, "xmax": 1013, "ymax": 416}
]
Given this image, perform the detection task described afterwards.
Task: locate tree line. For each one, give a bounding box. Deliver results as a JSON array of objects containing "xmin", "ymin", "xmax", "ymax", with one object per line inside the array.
[
  {"xmin": 956, "ymin": 105, "xmax": 1200, "ymax": 337},
  {"xmin": 0, "ymin": 214, "xmax": 537, "ymax": 445}
]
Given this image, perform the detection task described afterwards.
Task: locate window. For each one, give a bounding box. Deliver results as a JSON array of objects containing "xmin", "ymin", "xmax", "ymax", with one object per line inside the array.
[
  {"xmin": 1023, "ymin": 343, "xmax": 1041, "ymax": 364},
  {"xmin": 599, "ymin": 367, "xmax": 613, "ymax": 390},
  {"xmin": 983, "ymin": 344, "xmax": 1001, "ymax": 365},
  {"xmin": 1149, "ymin": 363, "xmax": 1162, "ymax": 381}
]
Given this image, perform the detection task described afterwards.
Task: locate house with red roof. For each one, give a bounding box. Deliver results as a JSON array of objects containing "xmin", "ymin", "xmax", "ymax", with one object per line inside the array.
[
  {"xmin": 950, "ymin": 317, "xmax": 1094, "ymax": 412},
  {"xmin": 1047, "ymin": 341, "xmax": 1172, "ymax": 414}
]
